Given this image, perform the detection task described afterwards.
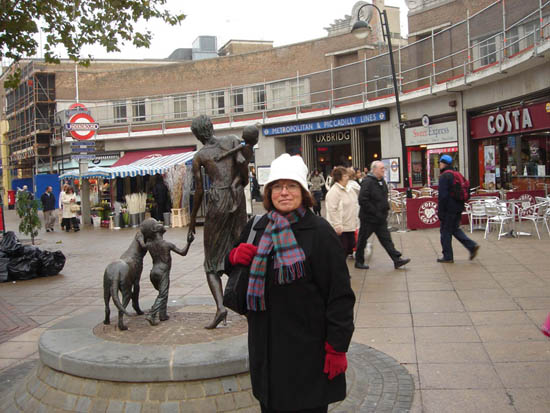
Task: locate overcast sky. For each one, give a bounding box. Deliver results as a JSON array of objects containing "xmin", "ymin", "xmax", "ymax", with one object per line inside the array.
[{"xmin": 67, "ymin": 0, "xmax": 409, "ymax": 60}]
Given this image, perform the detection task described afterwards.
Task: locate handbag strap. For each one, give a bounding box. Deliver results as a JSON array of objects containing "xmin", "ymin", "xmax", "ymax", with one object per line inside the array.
[{"xmin": 246, "ymin": 215, "xmax": 262, "ymax": 244}]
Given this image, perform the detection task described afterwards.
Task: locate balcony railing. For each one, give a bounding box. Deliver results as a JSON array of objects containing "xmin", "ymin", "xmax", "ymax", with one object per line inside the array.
[{"xmin": 49, "ymin": 0, "xmax": 549, "ymax": 137}]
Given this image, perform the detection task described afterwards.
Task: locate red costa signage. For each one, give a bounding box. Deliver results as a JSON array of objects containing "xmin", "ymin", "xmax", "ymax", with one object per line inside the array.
[{"xmin": 470, "ymin": 101, "xmax": 550, "ymax": 140}]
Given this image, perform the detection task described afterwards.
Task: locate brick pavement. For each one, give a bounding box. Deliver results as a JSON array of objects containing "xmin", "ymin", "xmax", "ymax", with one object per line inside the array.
[
  {"xmin": 1, "ymin": 207, "xmax": 550, "ymax": 411},
  {"xmin": 0, "ymin": 298, "xmax": 38, "ymax": 344}
]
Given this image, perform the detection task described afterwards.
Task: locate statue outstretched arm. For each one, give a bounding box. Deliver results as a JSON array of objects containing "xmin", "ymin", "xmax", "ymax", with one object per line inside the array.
[{"xmin": 187, "ymin": 158, "xmax": 203, "ymax": 237}]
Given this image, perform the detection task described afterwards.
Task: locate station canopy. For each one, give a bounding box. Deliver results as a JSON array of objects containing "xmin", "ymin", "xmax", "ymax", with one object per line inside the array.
[{"xmin": 59, "ymin": 149, "xmax": 196, "ymax": 180}]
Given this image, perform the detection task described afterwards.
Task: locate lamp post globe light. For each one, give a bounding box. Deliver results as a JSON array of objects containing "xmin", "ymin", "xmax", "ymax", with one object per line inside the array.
[{"xmin": 351, "ymin": 2, "xmax": 412, "ymax": 197}]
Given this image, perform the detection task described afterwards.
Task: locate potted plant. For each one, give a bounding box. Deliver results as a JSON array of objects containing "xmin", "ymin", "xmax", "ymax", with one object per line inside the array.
[{"xmin": 16, "ymin": 191, "xmax": 41, "ymax": 245}]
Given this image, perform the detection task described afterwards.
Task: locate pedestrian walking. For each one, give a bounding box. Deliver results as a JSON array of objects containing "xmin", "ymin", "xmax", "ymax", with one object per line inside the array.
[
  {"xmin": 437, "ymin": 154, "xmax": 479, "ymax": 263},
  {"xmin": 40, "ymin": 186, "xmax": 56, "ymax": 232},
  {"xmin": 355, "ymin": 161, "xmax": 410, "ymax": 270},
  {"xmin": 61, "ymin": 186, "xmax": 80, "ymax": 232},
  {"xmin": 226, "ymin": 154, "xmax": 355, "ymax": 412},
  {"xmin": 326, "ymin": 166, "xmax": 358, "ymax": 257},
  {"xmin": 308, "ymin": 169, "xmax": 325, "ymax": 216}
]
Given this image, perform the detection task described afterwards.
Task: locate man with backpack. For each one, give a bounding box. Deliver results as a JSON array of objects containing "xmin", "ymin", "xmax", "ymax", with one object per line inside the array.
[{"xmin": 437, "ymin": 154, "xmax": 479, "ymax": 263}]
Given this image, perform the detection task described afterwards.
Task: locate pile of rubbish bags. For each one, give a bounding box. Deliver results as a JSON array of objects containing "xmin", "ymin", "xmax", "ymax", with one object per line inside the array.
[{"xmin": 0, "ymin": 231, "xmax": 66, "ymax": 282}]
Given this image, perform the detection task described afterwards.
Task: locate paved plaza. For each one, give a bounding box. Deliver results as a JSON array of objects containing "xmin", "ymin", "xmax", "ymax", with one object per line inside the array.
[{"xmin": 1, "ymin": 207, "xmax": 550, "ymax": 412}]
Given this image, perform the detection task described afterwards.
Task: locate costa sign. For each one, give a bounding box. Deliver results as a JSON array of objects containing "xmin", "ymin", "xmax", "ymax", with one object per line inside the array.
[
  {"xmin": 65, "ymin": 104, "xmax": 99, "ymax": 140},
  {"xmin": 470, "ymin": 101, "xmax": 550, "ymax": 139}
]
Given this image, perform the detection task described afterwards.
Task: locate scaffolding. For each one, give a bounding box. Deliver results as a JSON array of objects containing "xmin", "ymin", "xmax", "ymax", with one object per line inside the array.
[{"xmin": 5, "ymin": 61, "xmax": 55, "ymax": 178}]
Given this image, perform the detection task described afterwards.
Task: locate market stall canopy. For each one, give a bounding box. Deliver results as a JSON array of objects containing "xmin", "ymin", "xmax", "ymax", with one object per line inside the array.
[
  {"xmin": 59, "ymin": 151, "xmax": 196, "ymax": 180},
  {"xmin": 111, "ymin": 148, "xmax": 194, "ymax": 167}
]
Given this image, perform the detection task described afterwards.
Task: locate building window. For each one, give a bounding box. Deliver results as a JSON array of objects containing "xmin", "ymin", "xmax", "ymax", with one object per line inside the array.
[
  {"xmin": 506, "ymin": 27, "xmax": 520, "ymax": 56},
  {"xmin": 174, "ymin": 96, "xmax": 188, "ymax": 119},
  {"xmin": 478, "ymin": 35, "xmax": 497, "ymax": 66},
  {"xmin": 132, "ymin": 99, "xmax": 146, "ymax": 122},
  {"xmin": 150, "ymin": 99, "xmax": 165, "ymax": 121},
  {"xmin": 253, "ymin": 85, "xmax": 265, "ymax": 111},
  {"xmin": 211, "ymin": 90, "xmax": 225, "ymax": 115},
  {"xmin": 232, "ymin": 88, "xmax": 244, "ymax": 113},
  {"xmin": 271, "ymin": 82, "xmax": 287, "ymax": 109},
  {"xmin": 291, "ymin": 79, "xmax": 308, "ymax": 106},
  {"xmin": 523, "ymin": 20, "xmax": 540, "ymax": 49},
  {"xmin": 193, "ymin": 93, "xmax": 208, "ymax": 116},
  {"xmin": 113, "ymin": 101, "xmax": 127, "ymax": 123}
]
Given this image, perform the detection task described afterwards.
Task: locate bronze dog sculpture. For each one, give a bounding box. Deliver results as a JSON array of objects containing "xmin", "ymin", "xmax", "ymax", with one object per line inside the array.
[{"xmin": 103, "ymin": 229, "xmax": 147, "ymax": 330}]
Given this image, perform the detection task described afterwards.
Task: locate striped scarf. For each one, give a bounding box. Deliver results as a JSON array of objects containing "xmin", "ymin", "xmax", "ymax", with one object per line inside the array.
[{"xmin": 247, "ymin": 206, "xmax": 307, "ymax": 311}]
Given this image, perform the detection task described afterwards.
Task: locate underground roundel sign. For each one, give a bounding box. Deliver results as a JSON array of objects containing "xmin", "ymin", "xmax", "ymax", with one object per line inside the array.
[{"xmin": 66, "ymin": 112, "xmax": 99, "ymax": 140}]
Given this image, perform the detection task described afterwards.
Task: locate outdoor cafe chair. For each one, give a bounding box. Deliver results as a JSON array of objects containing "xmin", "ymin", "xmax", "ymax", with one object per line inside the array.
[
  {"xmin": 518, "ymin": 202, "xmax": 550, "ymax": 239},
  {"xmin": 419, "ymin": 187, "xmax": 433, "ymax": 197},
  {"xmin": 389, "ymin": 198, "xmax": 405, "ymax": 226},
  {"xmin": 484, "ymin": 204, "xmax": 513, "ymax": 240},
  {"xmin": 469, "ymin": 201, "xmax": 487, "ymax": 233}
]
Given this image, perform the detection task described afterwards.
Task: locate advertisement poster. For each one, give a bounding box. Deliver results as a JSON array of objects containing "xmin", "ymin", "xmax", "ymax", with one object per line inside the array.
[
  {"xmin": 381, "ymin": 158, "xmax": 400, "ymax": 183},
  {"xmin": 485, "ymin": 172, "xmax": 496, "ymax": 190},
  {"xmin": 256, "ymin": 166, "xmax": 271, "ymax": 185},
  {"xmin": 484, "ymin": 145, "xmax": 496, "ymax": 172}
]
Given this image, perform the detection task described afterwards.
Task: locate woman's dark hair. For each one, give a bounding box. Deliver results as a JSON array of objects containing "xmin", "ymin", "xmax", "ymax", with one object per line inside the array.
[
  {"xmin": 263, "ymin": 181, "xmax": 315, "ymax": 211},
  {"xmin": 332, "ymin": 166, "xmax": 348, "ymax": 183}
]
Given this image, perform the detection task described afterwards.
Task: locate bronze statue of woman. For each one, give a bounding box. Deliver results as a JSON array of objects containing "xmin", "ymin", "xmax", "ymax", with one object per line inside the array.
[{"xmin": 187, "ymin": 115, "xmax": 254, "ymax": 329}]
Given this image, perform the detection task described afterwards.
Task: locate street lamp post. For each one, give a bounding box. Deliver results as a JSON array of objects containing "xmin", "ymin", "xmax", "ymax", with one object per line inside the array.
[{"xmin": 352, "ymin": 3, "xmax": 411, "ymax": 197}]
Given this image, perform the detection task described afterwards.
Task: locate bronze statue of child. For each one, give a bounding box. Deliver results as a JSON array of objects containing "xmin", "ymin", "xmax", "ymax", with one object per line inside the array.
[
  {"xmin": 141, "ymin": 218, "xmax": 193, "ymax": 326},
  {"xmin": 214, "ymin": 125, "xmax": 259, "ymax": 212}
]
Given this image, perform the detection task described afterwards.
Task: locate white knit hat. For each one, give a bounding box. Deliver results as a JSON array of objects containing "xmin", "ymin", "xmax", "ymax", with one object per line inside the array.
[{"xmin": 265, "ymin": 154, "xmax": 309, "ymax": 193}]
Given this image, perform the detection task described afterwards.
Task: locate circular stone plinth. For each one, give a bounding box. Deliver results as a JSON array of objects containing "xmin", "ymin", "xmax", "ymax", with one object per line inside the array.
[
  {"xmin": 94, "ymin": 310, "xmax": 247, "ymax": 345},
  {"xmin": 38, "ymin": 310, "xmax": 249, "ymax": 382}
]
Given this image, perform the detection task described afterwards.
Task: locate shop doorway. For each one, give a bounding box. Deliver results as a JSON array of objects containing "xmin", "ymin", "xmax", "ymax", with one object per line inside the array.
[
  {"xmin": 360, "ymin": 126, "xmax": 381, "ymax": 171},
  {"xmin": 315, "ymin": 144, "xmax": 351, "ymax": 177}
]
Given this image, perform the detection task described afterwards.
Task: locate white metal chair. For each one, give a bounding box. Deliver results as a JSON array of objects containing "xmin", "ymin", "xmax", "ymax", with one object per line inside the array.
[
  {"xmin": 469, "ymin": 201, "xmax": 487, "ymax": 232},
  {"xmin": 484, "ymin": 204, "xmax": 513, "ymax": 240},
  {"xmin": 518, "ymin": 202, "xmax": 550, "ymax": 239}
]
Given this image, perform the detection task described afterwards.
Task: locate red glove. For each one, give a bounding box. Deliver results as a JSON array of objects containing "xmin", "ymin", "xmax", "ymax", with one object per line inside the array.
[
  {"xmin": 323, "ymin": 342, "xmax": 347, "ymax": 380},
  {"xmin": 229, "ymin": 243, "xmax": 258, "ymax": 266}
]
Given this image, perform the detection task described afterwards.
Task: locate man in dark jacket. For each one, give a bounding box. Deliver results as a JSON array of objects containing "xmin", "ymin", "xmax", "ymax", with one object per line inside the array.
[
  {"xmin": 437, "ymin": 155, "xmax": 479, "ymax": 263},
  {"xmin": 152, "ymin": 176, "xmax": 170, "ymax": 222},
  {"xmin": 40, "ymin": 186, "xmax": 56, "ymax": 232},
  {"xmin": 355, "ymin": 161, "xmax": 410, "ymax": 270}
]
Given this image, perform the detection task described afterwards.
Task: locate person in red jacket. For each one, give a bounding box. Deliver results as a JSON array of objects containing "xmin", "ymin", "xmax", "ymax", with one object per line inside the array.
[{"xmin": 226, "ymin": 154, "xmax": 355, "ymax": 412}]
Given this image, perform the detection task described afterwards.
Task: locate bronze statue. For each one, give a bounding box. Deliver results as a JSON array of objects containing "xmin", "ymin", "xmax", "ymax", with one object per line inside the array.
[
  {"xmin": 103, "ymin": 230, "xmax": 147, "ymax": 331},
  {"xmin": 141, "ymin": 218, "xmax": 193, "ymax": 326},
  {"xmin": 188, "ymin": 115, "xmax": 256, "ymax": 329}
]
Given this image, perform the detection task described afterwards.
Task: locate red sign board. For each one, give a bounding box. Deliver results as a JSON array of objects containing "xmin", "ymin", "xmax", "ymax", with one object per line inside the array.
[{"xmin": 470, "ymin": 101, "xmax": 550, "ymax": 140}]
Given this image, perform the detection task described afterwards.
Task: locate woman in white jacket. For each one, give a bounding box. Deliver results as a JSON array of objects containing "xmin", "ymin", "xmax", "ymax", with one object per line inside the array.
[
  {"xmin": 61, "ymin": 186, "xmax": 79, "ymax": 232},
  {"xmin": 325, "ymin": 166, "xmax": 358, "ymax": 256}
]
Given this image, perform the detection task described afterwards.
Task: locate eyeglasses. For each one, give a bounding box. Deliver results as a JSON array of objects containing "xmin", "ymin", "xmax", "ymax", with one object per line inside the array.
[{"xmin": 271, "ymin": 182, "xmax": 301, "ymax": 194}]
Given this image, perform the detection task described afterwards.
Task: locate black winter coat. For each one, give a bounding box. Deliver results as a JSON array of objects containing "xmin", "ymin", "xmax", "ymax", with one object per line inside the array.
[
  {"xmin": 358, "ymin": 173, "xmax": 390, "ymax": 223},
  {"xmin": 226, "ymin": 209, "xmax": 355, "ymax": 411},
  {"xmin": 437, "ymin": 166, "xmax": 465, "ymax": 218},
  {"xmin": 40, "ymin": 192, "xmax": 56, "ymax": 212}
]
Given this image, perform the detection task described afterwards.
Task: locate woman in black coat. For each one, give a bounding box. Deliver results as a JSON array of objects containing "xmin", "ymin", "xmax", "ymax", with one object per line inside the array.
[{"xmin": 226, "ymin": 154, "xmax": 355, "ymax": 412}]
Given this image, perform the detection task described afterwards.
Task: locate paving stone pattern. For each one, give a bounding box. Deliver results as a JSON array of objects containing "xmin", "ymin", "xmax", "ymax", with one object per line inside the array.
[
  {"xmin": 95, "ymin": 310, "xmax": 247, "ymax": 345},
  {"xmin": 0, "ymin": 298, "xmax": 38, "ymax": 344}
]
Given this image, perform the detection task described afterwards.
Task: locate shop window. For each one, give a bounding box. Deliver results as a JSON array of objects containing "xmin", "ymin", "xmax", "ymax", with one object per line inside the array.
[
  {"xmin": 232, "ymin": 88, "xmax": 244, "ymax": 113},
  {"xmin": 113, "ymin": 101, "xmax": 127, "ymax": 123},
  {"xmin": 132, "ymin": 99, "xmax": 146, "ymax": 122},
  {"xmin": 253, "ymin": 85, "xmax": 266, "ymax": 111},
  {"xmin": 211, "ymin": 90, "xmax": 225, "ymax": 115},
  {"xmin": 173, "ymin": 95, "xmax": 188, "ymax": 119}
]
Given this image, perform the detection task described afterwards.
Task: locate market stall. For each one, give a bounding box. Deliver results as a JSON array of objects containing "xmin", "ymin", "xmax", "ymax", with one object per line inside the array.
[{"xmin": 58, "ymin": 151, "xmax": 196, "ymax": 228}]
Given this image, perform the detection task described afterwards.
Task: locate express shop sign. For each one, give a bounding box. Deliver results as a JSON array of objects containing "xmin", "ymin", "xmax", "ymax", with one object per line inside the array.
[{"xmin": 470, "ymin": 101, "xmax": 550, "ymax": 139}]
